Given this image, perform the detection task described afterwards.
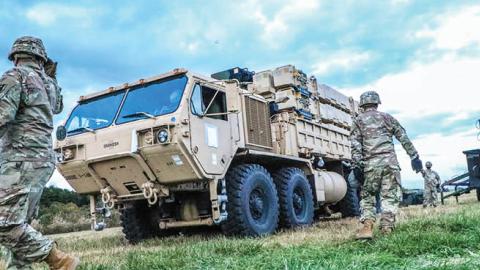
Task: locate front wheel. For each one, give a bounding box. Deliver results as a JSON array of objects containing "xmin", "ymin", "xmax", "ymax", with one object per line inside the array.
[
  {"xmin": 221, "ymin": 164, "xmax": 279, "ymax": 237},
  {"xmin": 274, "ymin": 168, "xmax": 314, "ymax": 228},
  {"xmin": 120, "ymin": 201, "xmax": 177, "ymax": 244},
  {"xmin": 120, "ymin": 201, "xmax": 160, "ymax": 244}
]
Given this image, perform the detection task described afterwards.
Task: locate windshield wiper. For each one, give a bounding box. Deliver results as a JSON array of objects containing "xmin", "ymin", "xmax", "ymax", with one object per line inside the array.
[
  {"xmin": 67, "ymin": 127, "xmax": 95, "ymax": 134},
  {"xmin": 122, "ymin": 112, "xmax": 155, "ymax": 119}
]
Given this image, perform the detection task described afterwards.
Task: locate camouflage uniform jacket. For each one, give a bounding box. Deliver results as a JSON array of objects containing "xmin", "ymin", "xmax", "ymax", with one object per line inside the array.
[
  {"xmin": 0, "ymin": 61, "xmax": 62, "ymax": 163},
  {"xmin": 422, "ymin": 169, "xmax": 440, "ymax": 188},
  {"xmin": 351, "ymin": 107, "xmax": 418, "ymax": 172}
]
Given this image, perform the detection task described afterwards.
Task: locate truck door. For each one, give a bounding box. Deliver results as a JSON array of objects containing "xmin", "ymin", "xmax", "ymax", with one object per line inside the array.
[{"xmin": 189, "ymin": 83, "xmax": 232, "ymax": 175}]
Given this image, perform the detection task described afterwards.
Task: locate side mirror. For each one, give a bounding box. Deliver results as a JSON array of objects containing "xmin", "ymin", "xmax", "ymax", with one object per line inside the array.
[{"xmin": 56, "ymin": 125, "xmax": 67, "ymax": 141}]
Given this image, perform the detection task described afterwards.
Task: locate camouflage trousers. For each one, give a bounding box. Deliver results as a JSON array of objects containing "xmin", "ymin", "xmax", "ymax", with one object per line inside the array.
[
  {"xmin": 360, "ymin": 166, "xmax": 402, "ymax": 228},
  {"xmin": 423, "ymin": 185, "xmax": 438, "ymax": 207},
  {"xmin": 0, "ymin": 161, "xmax": 55, "ymax": 270}
]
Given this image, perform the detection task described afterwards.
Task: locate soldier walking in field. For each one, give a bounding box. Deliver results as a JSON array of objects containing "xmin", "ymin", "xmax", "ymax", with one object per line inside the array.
[
  {"xmin": 0, "ymin": 36, "xmax": 79, "ymax": 269},
  {"xmin": 350, "ymin": 91, "xmax": 423, "ymax": 240},
  {"xmin": 422, "ymin": 161, "xmax": 441, "ymax": 208}
]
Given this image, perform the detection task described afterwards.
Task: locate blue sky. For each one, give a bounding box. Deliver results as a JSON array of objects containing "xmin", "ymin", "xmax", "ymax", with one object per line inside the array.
[{"xmin": 1, "ymin": 0, "xmax": 480, "ymax": 189}]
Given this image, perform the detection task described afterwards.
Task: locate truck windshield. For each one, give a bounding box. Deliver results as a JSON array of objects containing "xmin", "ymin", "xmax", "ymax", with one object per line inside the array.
[
  {"xmin": 65, "ymin": 90, "xmax": 126, "ymax": 135},
  {"xmin": 116, "ymin": 75, "xmax": 188, "ymax": 124}
]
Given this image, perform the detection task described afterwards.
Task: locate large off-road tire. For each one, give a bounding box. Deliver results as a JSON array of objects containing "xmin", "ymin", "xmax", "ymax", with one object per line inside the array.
[
  {"xmin": 221, "ymin": 164, "xmax": 279, "ymax": 237},
  {"xmin": 273, "ymin": 168, "xmax": 314, "ymax": 228},
  {"xmin": 477, "ymin": 188, "xmax": 480, "ymax": 202},
  {"xmin": 335, "ymin": 172, "xmax": 361, "ymax": 217},
  {"xmin": 120, "ymin": 201, "xmax": 163, "ymax": 244}
]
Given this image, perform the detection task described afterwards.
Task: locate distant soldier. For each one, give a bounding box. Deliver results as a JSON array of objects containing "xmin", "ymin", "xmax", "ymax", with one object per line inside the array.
[
  {"xmin": 351, "ymin": 91, "xmax": 423, "ymax": 240},
  {"xmin": 422, "ymin": 161, "xmax": 441, "ymax": 207},
  {"xmin": 0, "ymin": 36, "xmax": 79, "ymax": 269}
]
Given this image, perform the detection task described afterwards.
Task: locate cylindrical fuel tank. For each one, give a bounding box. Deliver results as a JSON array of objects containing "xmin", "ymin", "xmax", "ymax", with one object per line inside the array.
[{"xmin": 318, "ymin": 171, "xmax": 347, "ymax": 204}]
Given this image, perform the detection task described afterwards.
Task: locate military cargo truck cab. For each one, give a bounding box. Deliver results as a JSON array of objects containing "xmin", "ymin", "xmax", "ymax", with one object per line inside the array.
[{"xmin": 55, "ymin": 66, "xmax": 359, "ymax": 243}]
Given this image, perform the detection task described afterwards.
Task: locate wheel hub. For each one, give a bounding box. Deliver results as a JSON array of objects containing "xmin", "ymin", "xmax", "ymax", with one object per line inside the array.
[
  {"xmin": 293, "ymin": 187, "xmax": 305, "ymax": 216},
  {"xmin": 249, "ymin": 188, "xmax": 266, "ymax": 221}
]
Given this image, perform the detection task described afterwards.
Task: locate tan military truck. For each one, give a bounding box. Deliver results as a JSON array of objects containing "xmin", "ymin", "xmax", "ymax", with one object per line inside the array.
[{"xmin": 54, "ymin": 65, "xmax": 359, "ymax": 243}]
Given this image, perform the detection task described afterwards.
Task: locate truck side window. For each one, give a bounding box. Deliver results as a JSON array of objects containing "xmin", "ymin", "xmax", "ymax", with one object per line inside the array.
[
  {"xmin": 190, "ymin": 84, "xmax": 227, "ymax": 121},
  {"xmin": 191, "ymin": 84, "xmax": 205, "ymax": 116}
]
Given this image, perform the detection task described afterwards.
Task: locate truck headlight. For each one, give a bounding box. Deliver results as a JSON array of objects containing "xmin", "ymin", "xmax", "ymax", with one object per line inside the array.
[{"xmin": 157, "ymin": 129, "xmax": 169, "ymax": 144}]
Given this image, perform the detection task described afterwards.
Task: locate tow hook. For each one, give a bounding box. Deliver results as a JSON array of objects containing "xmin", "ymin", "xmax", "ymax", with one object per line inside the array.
[
  {"xmin": 100, "ymin": 186, "xmax": 116, "ymax": 209},
  {"xmin": 141, "ymin": 182, "xmax": 169, "ymax": 205}
]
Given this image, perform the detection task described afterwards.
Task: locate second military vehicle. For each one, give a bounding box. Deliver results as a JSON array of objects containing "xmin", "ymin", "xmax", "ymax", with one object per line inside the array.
[{"xmin": 55, "ymin": 65, "xmax": 360, "ymax": 243}]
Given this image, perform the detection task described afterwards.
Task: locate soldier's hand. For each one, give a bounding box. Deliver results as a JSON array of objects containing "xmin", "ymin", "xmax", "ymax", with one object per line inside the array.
[
  {"xmin": 44, "ymin": 58, "xmax": 57, "ymax": 79},
  {"xmin": 353, "ymin": 167, "xmax": 365, "ymax": 185},
  {"xmin": 411, "ymin": 156, "xmax": 423, "ymax": 173}
]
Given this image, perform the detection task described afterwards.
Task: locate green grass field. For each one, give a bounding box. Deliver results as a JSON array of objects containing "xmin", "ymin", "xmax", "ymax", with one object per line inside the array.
[{"xmin": 2, "ymin": 194, "xmax": 479, "ymax": 270}]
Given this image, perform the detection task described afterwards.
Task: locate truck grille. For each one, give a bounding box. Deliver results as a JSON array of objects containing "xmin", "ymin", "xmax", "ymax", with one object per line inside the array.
[{"xmin": 244, "ymin": 96, "xmax": 273, "ymax": 149}]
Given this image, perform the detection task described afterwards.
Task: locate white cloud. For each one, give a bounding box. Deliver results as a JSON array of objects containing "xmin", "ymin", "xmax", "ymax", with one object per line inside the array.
[
  {"xmin": 25, "ymin": 3, "xmax": 100, "ymax": 27},
  {"xmin": 249, "ymin": 0, "xmax": 321, "ymax": 48},
  {"xmin": 443, "ymin": 111, "xmax": 471, "ymax": 126},
  {"xmin": 312, "ymin": 51, "xmax": 371, "ymax": 75},
  {"xmin": 416, "ymin": 5, "xmax": 480, "ymax": 50},
  {"xmin": 346, "ymin": 54, "xmax": 480, "ymax": 120}
]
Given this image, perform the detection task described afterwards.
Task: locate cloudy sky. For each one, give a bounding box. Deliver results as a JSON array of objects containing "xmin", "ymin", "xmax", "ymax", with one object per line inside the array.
[{"xmin": 1, "ymin": 0, "xmax": 479, "ymax": 189}]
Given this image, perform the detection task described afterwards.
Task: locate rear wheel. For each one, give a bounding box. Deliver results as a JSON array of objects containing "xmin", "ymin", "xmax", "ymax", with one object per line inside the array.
[
  {"xmin": 221, "ymin": 164, "xmax": 279, "ymax": 237},
  {"xmin": 273, "ymin": 168, "xmax": 314, "ymax": 228}
]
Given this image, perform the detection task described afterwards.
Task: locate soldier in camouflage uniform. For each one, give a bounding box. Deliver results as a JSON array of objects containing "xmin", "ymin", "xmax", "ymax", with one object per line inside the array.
[
  {"xmin": 351, "ymin": 91, "xmax": 423, "ymax": 240},
  {"xmin": 0, "ymin": 36, "xmax": 79, "ymax": 269},
  {"xmin": 422, "ymin": 161, "xmax": 441, "ymax": 208}
]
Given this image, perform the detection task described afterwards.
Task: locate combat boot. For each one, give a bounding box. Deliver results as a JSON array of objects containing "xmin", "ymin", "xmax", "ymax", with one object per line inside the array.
[
  {"xmin": 44, "ymin": 244, "xmax": 80, "ymax": 270},
  {"xmin": 355, "ymin": 220, "xmax": 374, "ymax": 240}
]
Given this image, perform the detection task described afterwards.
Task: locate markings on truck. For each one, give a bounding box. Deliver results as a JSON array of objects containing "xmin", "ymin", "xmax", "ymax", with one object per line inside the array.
[{"xmin": 103, "ymin": 141, "xmax": 119, "ymax": 149}]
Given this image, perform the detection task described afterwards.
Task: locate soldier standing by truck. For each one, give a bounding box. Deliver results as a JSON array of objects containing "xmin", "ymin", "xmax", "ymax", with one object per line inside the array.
[
  {"xmin": 0, "ymin": 36, "xmax": 79, "ymax": 270},
  {"xmin": 422, "ymin": 161, "xmax": 441, "ymax": 208},
  {"xmin": 351, "ymin": 91, "xmax": 423, "ymax": 240}
]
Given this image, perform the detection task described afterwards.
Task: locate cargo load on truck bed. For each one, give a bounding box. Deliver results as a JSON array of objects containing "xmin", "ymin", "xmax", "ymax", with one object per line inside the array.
[{"xmin": 216, "ymin": 65, "xmax": 358, "ymax": 161}]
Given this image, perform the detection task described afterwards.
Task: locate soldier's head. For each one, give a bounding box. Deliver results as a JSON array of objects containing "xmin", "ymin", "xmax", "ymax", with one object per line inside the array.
[
  {"xmin": 426, "ymin": 161, "xmax": 432, "ymax": 169},
  {"xmin": 359, "ymin": 91, "xmax": 381, "ymax": 109},
  {"xmin": 8, "ymin": 36, "xmax": 48, "ymax": 65}
]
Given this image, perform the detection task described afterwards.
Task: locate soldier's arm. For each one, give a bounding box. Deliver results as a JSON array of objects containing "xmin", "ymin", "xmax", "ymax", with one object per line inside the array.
[
  {"xmin": 350, "ymin": 119, "xmax": 363, "ymax": 168},
  {"xmin": 52, "ymin": 81, "xmax": 64, "ymax": 115},
  {"xmin": 387, "ymin": 114, "xmax": 418, "ymax": 159},
  {"xmin": 0, "ymin": 73, "xmax": 22, "ymax": 136},
  {"xmin": 46, "ymin": 59, "xmax": 63, "ymax": 115},
  {"xmin": 435, "ymin": 171, "xmax": 441, "ymax": 184}
]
